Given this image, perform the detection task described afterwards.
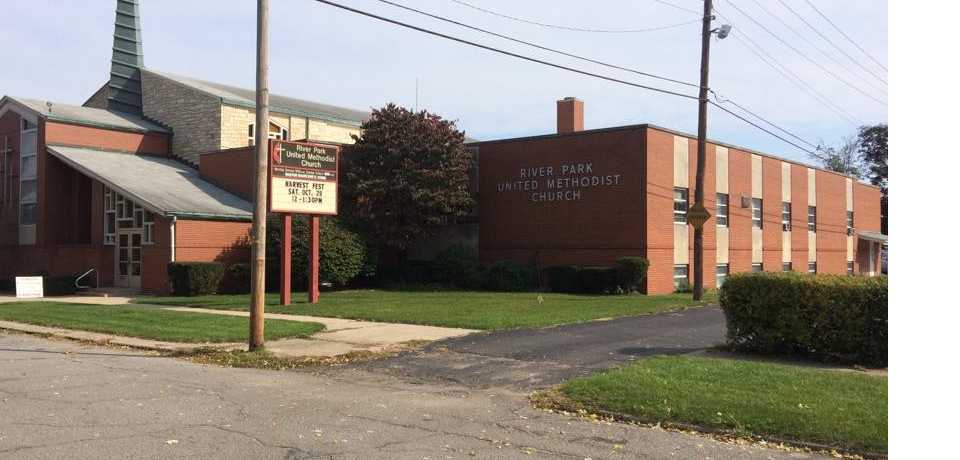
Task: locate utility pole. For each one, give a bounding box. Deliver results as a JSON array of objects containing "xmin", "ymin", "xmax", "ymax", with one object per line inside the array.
[
  {"xmin": 691, "ymin": 0, "xmax": 730, "ymax": 301},
  {"xmin": 250, "ymin": 0, "xmax": 269, "ymax": 350}
]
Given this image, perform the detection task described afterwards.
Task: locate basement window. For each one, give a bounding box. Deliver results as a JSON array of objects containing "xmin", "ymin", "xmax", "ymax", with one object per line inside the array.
[
  {"xmin": 673, "ymin": 265, "xmax": 689, "ymax": 290},
  {"xmin": 783, "ymin": 262, "xmax": 792, "ymax": 272},
  {"xmin": 847, "ymin": 261, "xmax": 854, "ymax": 275},
  {"xmin": 716, "ymin": 264, "xmax": 729, "ymax": 287},
  {"xmin": 751, "ymin": 263, "xmax": 763, "ymax": 273},
  {"xmin": 808, "ymin": 262, "xmax": 817, "ymax": 273}
]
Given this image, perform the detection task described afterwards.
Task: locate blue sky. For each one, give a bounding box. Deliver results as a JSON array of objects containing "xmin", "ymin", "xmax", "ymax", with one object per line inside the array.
[{"xmin": 1, "ymin": 0, "xmax": 886, "ymax": 164}]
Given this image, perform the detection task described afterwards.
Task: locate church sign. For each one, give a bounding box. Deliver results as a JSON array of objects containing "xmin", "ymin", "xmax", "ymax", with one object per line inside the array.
[{"xmin": 269, "ymin": 141, "xmax": 339, "ymax": 215}]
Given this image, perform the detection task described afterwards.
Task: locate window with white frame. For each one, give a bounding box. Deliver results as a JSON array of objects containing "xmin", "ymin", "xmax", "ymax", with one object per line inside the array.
[
  {"xmin": 716, "ymin": 193, "xmax": 729, "ymax": 227},
  {"xmin": 0, "ymin": 136, "xmax": 8, "ymax": 206},
  {"xmin": 104, "ymin": 189, "xmax": 117, "ymax": 245},
  {"xmin": 673, "ymin": 187, "xmax": 688, "ymax": 223},
  {"xmin": 19, "ymin": 117, "xmax": 38, "ymax": 244},
  {"xmin": 808, "ymin": 206, "xmax": 817, "ymax": 232},
  {"xmin": 716, "ymin": 264, "xmax": 729, "ymax": 287},
  {"xmin": 846, "ymin": 211, "xmax": 854, "ymax": 236},
  {"xmin": 808, "ymin": 262, "xmax": 817, "ymax": 273},
  {"xmin": 847, "ymin": 261, "xmax": 854, "ymax": 275},
  {"xmin": 751, "ymin": 198, "xmax": 763, "ymax": 228},
  {"xmin": 143, "ymin": 211, "xmax": 155, "ymax": 244},
  {"xmin": 783, "ymin": 262, "xmax": 792, "ymax": 272},
  {"xmin": 781, "ymin": 202, "xmax": 792, "ymax": 231},
  {"xmin": 751, "ymin": 263, "xmax": 763, "ymax": 272},
  {"xmin": 248, "ymin": 121, "xmax": 289, "ymax": 146},
  {"xmin": 104, "ymin": 188, "xmax": 154, "ymax": 244}
]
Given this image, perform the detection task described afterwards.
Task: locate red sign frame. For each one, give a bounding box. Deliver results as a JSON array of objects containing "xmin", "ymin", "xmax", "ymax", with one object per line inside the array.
[{"xmin": 267, "ymin": 139, "xmax": 341, "ymax": 215}]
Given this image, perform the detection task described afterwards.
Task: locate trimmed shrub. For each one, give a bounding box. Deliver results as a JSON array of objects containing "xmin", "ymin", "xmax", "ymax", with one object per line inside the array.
[
  {"xmin": 168, "ymin": 262, "xmax": 224, "ymax": 296},
  {"xmin": 578, "ymin": 266, "xmax": 619, "ymax": 294},
  {"xmin": 615, "ymin": 257, "xmax": 649, "ymax": 293},
  {"xmin": 433, "ymin": 244, "xmax": 481, "ymax": 287},
  {"xmin": 485, "ymin": 260, "xmax": 534, "ymax": 292},
  {"xmin": 221, "ymin": 263, "xmax": 251, "ymax": 294},
  {"xmin": 43, "ymin": 276, "xmax": 78, "ymax": 296},
  {"xmin": 720, "ymin": 272, "xmax": 888, "ymax": 367},
  {"xmin": 543, "ymin": 265, "xmax": 581, "ymax": 293},
  {"xmin": 266, "ymin": 216, "xmax": 367, "ymax": 289}
]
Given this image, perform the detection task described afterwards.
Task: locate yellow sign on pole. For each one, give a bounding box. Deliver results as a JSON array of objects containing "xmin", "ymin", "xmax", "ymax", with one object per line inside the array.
[{"xmin": 687, "ymin": 202, "xmax": 711, "ymax": 229}]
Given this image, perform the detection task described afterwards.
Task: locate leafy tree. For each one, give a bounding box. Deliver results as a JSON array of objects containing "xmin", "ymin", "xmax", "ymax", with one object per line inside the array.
[
  {"xmin": 811, "ymin": 136, "xmax": 863, "ymax": 178},
  {"xmin": 343, "ymin": 104, "xmax": 474, "ymax": 262},
  {"xmin": 857, "ymin": 124, "xmax": 888, "ymax": 234}
]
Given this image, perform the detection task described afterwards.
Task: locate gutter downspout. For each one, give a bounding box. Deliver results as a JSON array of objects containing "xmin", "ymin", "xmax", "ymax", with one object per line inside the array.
[{"xmin": 169, "ymin": 216, "xmax": 176, "ymax": 262}]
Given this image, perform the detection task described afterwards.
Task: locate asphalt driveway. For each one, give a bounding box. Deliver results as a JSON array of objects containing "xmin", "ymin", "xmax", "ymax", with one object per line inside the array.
[{"xmin": 359, "ymin": 306, "xmax": 726, "ymax": 390}]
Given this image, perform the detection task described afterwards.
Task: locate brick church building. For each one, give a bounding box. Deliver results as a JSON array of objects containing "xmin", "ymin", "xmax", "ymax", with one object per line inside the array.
[{"xmin": 0, "ymin": 0, "xmax": 368, "ymax": 293}]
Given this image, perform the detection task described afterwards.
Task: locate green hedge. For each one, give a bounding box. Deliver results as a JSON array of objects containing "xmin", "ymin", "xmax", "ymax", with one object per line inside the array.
[
  {"xmin": 719, "ymin": 273, "xmax": 887, "ymax": 367},
  {"xmin": 615, "ymin": 257, "xmax": 649, "ymax": 293},
  {"xmin": 578, "ymin": 266, "xmax": 619, "ymax": 294},
  {"xmin": 433, "ymin": 244, "xmax": 481, "ymax": 288},
  {"xmin": 220, "ymin": 263, "xmax": 251, "ymax": 294},
  {"xmin": 485, "ymin": 260, "xmax": 535, "ymax": 292},
  {"xmin": 543, "ymin": 265, "xmax": 580, "ymax": 293},
  {"xmin": 168, "ymin": 262, "xmax": 225, "ymax": 296}
]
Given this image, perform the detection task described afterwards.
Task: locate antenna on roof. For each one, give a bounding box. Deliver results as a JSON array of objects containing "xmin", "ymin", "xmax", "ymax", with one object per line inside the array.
[{"xmin": 46, "ymin": 101, "xmax": 53, "ymax": 114}]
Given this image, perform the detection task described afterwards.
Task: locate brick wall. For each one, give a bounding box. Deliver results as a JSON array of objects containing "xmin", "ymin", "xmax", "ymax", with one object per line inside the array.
[
  {"xmin": 727, "ymin": 147, "xmax": 753, "ymax": 274},
  {"xmin": 0, "ymin": 112, "xmax": 20, "ymax": 246},
  {"xmin": 643, "ymin": 128, "xmax": 674, "ymax": 294},
  {"xmin": 44, "ymin": 122, "xmax": 169, "ymax": 155},
  {"xmin": 141, "ymin": 69, "xmax": 221, "ymax": 164},
  {"xmin": 478, "ymin": 126, "xmax": 646, "ymax": 279},
  {"xmin": 175, "ymin": 219, "xmax": 251, "ymax": 266},
  {"xmin": 762, "ymin": 157, "xmax": 782, "ymax": 271},
  {"xmin": 791, "ymin": 165, "xmax": 809, "ymax": 267},
  {"xmin": 815, "ymin": 170, "xmax": 848, "ymax": 274},
  {"xmin": 199, "ymin": 147, "xmax": 255, "ymax": 201}
]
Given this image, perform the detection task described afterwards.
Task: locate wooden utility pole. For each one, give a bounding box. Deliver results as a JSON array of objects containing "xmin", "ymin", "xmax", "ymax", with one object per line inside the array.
[
  {"xmin": 249, "ymin": 0, "xmax": 269, "ymax": 350},
  {"xmin": 693, "ymin": 0, "xmax": 714, "ymax": 301}
]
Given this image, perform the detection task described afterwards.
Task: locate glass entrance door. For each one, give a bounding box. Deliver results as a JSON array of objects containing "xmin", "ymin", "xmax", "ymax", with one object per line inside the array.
[{"xmin": 116, "ymin": 230, "xmax": 142, "ymax": 288}]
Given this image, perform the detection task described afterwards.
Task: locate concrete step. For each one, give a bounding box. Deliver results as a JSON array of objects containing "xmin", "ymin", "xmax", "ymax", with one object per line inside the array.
[{"xmin": 76, "ymin": 287, "xmax": 141, "ymax": 298}]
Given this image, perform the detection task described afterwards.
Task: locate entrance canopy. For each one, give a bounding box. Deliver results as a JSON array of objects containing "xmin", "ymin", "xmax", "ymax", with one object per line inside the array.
[
  {"xmin": 857, "ymin": 230, "xmax": 888, "ymax": 244},
  {"xmin": 47, "ymin": 145, "xmax": 252, "ymax": 220}
]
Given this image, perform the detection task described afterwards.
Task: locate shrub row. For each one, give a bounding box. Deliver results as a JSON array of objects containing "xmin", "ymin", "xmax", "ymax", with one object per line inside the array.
[
  {"xmin": 168, "ymin": 262, "xmax": 225, "ymax": 296},
  {"xmin": 543, "ymin": 257, "xmax": 649, "ymax": 295},
  {"xmin": 719, "ymin": 272, "xmax": 887, "ymax": 367}
]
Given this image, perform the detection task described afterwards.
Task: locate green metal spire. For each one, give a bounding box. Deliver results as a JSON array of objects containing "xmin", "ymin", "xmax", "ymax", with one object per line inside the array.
[{"xmin": 107, "ymin": 0, "xmax": 144, "ymax": 114}]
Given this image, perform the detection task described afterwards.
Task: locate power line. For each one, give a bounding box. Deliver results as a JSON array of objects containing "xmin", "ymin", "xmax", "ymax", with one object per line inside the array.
[
  {"xmin": 649, "ymin": 0, "xmax": 701, "ymax": 16},
  {"xmin": 376, "ymin": 0, "xmax": 698, "ymax": 88},
  {"xmin": 722, "ymin": 0, "xmax": 886, "ymax": 106},
  {"xmin": 378, "ymin": 0, "xmax": 820, "ymax": 153},
  {"xmin": 748, "ymin": 0, "xmax": 887, "ymax": 90},
  {"xmin": 709, "ymin": 101, "xmax": 818, "ymax": 156},
  {"xmin": 312, "ymin": 0, "xmax": 698, "ymax": 100},
  {"xmin": 802, "ymin": 0, "xmax": 887, "ymax": 72},
  {"xmin": 727, "ymin": 27, "xmax": 862, "ymax": 127},
  {"xmin": 446, "ymin": 0, "xmax": 700, "ymax": 34},
  {"xmin": 773, "ymin": 0, "xmax": 887, "ymax": 86}
]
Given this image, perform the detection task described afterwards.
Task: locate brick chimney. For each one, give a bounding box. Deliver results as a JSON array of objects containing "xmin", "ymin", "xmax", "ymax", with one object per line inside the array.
[{"xmin": 556, "ymin": 97, "xmax": 583, "ymax": 134}]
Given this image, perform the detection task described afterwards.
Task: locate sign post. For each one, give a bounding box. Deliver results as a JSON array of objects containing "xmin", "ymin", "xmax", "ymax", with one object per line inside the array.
[{"xmin": 269, "ymin": 140, "xmax": 340, "ymax": 305}]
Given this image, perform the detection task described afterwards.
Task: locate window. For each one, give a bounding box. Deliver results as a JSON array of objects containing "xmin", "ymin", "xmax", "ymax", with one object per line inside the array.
[
  {"xmin": 673, "ymin": 265, "xmax": 689, "ymax": 290},
  {"xmin": 808, "ymin": 206, "xmax": 817, "ymax": 232},
  {"xmin": 751, "ymin": 263, "xmax": 763, "ymax": 273},
  {"xmin": 247, "ymin": 121, "xmax": 289, "ymax": 146},
  {"xmin": 808, "ymin": 262, "xmax": 817, "ymax": 273},
  {"xmin": 846, "ymin": 211, "xmax": 854, "ymax": 236},
  {"xmin": 847, "ymin": 261, "xmax": 854, "ymax": 275},
  {"xmin": 104, "ymin": 189, "xmax": 117, "ymax": 245},
  {"xmin": 673, "ymin": 188, "xmax": 688, "ymax": 223},
  {"xmin": 716, "ymin": 264, "xmax": 729, "ymax": 287},
  {"xmin": 19, "ymin": 117, "xmax": 38, "ymax": 244},
  {"xmin": 0, "ymin": 136, "xmax": 8, "ymax": 206},
  {"xmin": 783, "ymin": 262, "xmax": 792, "ymax": 272},
  {"xmin": 143, "ymin": 211, "xmax": 155, "ymax": 244},
  {"xmin": 781, "ymin": 202, "xmax": 792, "ymax": 231},
  {"xmin": 751, "ymin": 198, "xmax": 763, "ymax": 228},
  {"xmin": 716, "ymin": 193, "xmax": 729, "ymax": 227}
]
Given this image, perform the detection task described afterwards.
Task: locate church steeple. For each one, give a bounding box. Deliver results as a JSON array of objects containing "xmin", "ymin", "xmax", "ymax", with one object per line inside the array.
[{"xmin": 107, "ymin": 0, "xmax": 145, "ymax": 114}]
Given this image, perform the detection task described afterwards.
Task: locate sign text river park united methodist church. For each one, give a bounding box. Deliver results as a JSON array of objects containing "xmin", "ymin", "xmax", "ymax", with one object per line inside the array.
[
  {"xmin": 270, "ymin": 141, "xmax": 339, "ymax": 215},
  {"xmin": 495, "ymin": 162, "xmax": 624, "ymax": 202}
]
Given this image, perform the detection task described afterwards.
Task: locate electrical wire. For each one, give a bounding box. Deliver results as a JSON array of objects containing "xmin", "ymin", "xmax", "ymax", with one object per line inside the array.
[
  {"xmin": 312, "ymin": 0, "xmax": 698, "ymax": 100},
  {"xmin": 446, "ymin": 0, "xmax": 700, "ymax": 34},
  {"xmin": 802, "ymin": 0, "xmax": 887, "ymax": 72},
  {"xmin": 709, "ymin": 100, "xmax": 818, "ymax": 156},
  {"xmin": 774, "ymin": 0, "xmax": 887, "ymax": 86},
  {"xmin": 375, "ymin": 0, "xmax": 698, "ymax": 88},
  {"xmin": 710, "ymin": 92, "xmax": 820, "ymax": 150},
  {"xmin": 722, "ymin": 0, "xmax": 886, "ymax": 106}
]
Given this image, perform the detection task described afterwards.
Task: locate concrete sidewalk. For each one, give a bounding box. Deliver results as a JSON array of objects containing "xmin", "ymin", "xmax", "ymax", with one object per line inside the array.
[{"xmin": 0, "ymin": 295, "xmax": 477, "ymax": 357}]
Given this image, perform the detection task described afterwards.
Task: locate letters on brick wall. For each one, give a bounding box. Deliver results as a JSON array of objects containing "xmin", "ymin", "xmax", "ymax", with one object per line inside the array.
[{"xmin": 494, "ymin": 162, "xmax": 623, "ymax": 202}]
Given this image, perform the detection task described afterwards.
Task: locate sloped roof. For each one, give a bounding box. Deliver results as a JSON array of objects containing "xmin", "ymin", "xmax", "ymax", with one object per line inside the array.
[
  {"xmin": 47, "ymin": 145, "xmax": 252, "ymax": 221},
  {"xmin": 0, "ymin": 96, "xmax": 169, "ymax": 133},
  {"xmin": 146, "ymin": 69, "xmax": 370, "ymax": 126}
]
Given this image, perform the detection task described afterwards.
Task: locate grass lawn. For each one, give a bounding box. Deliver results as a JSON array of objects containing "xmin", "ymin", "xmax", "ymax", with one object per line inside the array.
[
  {"xmin": 134, "ymin": 290, "xmax": 714, "ymax": 330},
  {"xmin": 554, "ymin": 356, "xmax": 887, "ymax": 454},
  {"xmin": 0, "ymin": 302, "xmax": 325, "ymax": 343}
]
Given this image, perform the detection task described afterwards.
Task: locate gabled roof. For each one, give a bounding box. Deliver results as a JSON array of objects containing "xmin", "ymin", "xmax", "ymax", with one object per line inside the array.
[
  {"xmin": 0, "ymin": 96, "xmax": 169, "ymax": 134},
  {"xmin": 47, "ymin": 145, "xmax": 252, "ymax": 221},
  {"xmin": 145, "ymin": 69, "xmax": 370, "ymax": 127}
]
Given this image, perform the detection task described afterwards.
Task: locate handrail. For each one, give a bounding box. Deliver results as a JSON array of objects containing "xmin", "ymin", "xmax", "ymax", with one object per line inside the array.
[{"xmin": 75, "ymin": 268, "xmax": 98, "ymax": 289}]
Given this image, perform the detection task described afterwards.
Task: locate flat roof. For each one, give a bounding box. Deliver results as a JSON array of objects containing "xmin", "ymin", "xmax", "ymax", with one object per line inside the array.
[
  {"xmin": 47, "ymin": 145, "xmax": 252, "ymax": 221},
  {"xmin": 1, "ymin": 96, "xmax": 170, "ymax": 134},
  {"xmin": 467, "ymin": 123, "xmax": 879, "ymax": 188}
]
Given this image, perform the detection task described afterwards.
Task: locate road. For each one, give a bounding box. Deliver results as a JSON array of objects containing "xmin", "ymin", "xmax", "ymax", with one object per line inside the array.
[{"xmin": 0, "ymin": 330, "xmax": 825, "ymax": 459}]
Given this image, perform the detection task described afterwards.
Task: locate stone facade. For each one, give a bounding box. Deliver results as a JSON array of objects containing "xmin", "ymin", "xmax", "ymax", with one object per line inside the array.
[
  {"xmin": 141, "ymin": 70, "xmax": 221, "ymax": 164},
  {"xmin": 219, "ymin": 104, "xmax": 361, "ymax": 149},
  {"xmin": 82, "ymin": 84, "xmax": 110, "ymax": 109}
]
